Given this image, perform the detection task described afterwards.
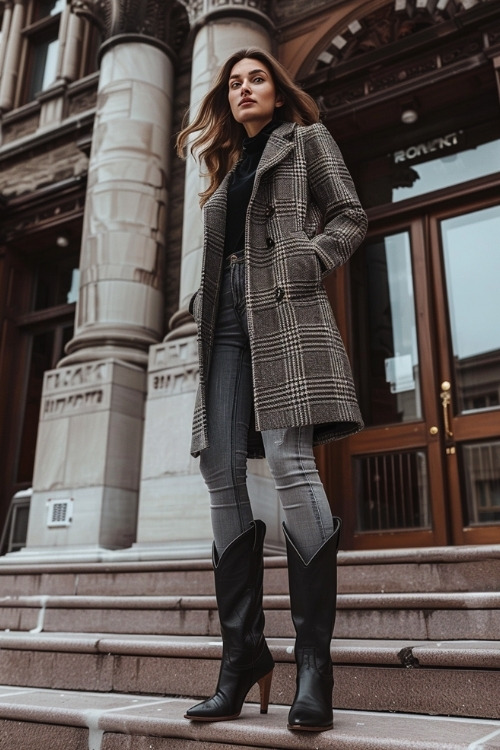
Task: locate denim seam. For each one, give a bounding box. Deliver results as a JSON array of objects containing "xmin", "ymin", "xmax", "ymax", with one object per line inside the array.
[{"xmin": 296, "ymin": 425, "xmax": 327, "ymax": 546}]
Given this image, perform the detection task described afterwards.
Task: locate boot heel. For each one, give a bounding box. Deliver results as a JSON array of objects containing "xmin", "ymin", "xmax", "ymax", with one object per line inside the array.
[{"xmin": 258, "ymin": 669, "xmax": 273, "ymax": 714}]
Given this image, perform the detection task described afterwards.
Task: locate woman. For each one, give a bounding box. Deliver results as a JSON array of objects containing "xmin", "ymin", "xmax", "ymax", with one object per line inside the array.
[{"xmin": 177, "ymin": 48, "xmax": 367, "ymax": 732}]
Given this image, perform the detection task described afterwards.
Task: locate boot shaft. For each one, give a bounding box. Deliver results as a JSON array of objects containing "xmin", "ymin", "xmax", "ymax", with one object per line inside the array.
[
  {"xmin": 213, "ymin": 520, "xmax": 267, "ymax": 665},
  {"xmin": 284, "ymin": 517, "xmax": 341, "ymax": 658}
]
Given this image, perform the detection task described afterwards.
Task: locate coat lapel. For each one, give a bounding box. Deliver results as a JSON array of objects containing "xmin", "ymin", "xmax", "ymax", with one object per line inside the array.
[
  {"xmin": 252, "ymin": 121, "xmax": 296, "ymax": 198},
  {"xmin": 204, "ymin": 121, "xmax": 297, "ymax": 234}
]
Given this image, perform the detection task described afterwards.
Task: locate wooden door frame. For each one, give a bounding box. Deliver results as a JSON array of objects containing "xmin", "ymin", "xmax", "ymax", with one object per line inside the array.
[
  {"xmin": 318, "ymin": 174, "xmax": 500, "ymax": 550},
  {"xmin": 428, "ymin": 194, "xmax": 500, "ymax": 545}
]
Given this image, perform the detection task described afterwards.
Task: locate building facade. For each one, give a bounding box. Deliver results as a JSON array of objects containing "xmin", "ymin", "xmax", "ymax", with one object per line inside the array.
[{"xmin": 0, "ymin": 0, "xmax": 499, "ymax": 562}]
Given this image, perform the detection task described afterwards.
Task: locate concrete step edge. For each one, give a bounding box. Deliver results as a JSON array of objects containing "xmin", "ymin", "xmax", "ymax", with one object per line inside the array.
[
  {"xmin": 0, "ymin": 686, "xmax": 500, "ymax": 749},
  {"xmin": 2, "ymin": 591, "xmax": 500, "ymax": 609},
  {"xmin": 1, "ymin": 631, "xmax": 499, "ymax": 669},
  {"xmin": 0, "ymin": 543, "xmax": 499, "ymax": 576}
]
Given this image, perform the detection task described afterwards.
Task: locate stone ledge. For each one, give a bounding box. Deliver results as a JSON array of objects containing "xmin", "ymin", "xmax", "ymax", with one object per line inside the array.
[
  {"xmin": 1, "ymin": 542, "xmax": 499, "ymax": 571},
  {"xmin": 0, "ymin": 686, "xmax": 499, "ymax": 749},
  {"xmin": 0, "ymin": 632, "xmax": 499, "ymax": 669},
  {"xmin": 2, "ymin": 590, "xmax": 500, "ymax": 611}
]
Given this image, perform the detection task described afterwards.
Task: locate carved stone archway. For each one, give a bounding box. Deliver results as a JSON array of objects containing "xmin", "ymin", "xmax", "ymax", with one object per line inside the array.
[{"xmin": 292, "ymin": 0, "xmax": 496, "ymax": 80}]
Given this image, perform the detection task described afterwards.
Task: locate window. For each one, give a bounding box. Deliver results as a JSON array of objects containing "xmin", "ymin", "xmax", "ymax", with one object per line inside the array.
[
  {"xmin": 35, "ymin": 0, "xmax": 66, "ymax": 20},
  {"xmin": 19, "ymin": 0, "xmax": 100, "ymax": 106},
  {"xmin": 15, "ymin": 231, "xmax": 80, "ymax": 485},
  {"xmin": 21, "ymin": 1, "xmax": 63, "ymax": 103}
]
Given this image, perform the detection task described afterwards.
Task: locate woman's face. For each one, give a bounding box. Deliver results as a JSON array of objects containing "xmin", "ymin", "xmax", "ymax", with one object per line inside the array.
[{"xmin": 228, "ymin": 57, "xmax": 283, "ymax": 137}]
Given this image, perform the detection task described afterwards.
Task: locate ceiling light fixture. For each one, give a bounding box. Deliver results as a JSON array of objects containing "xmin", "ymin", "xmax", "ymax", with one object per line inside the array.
[
  {"xmin": 56, "ymin": 234, "xmax": 70, "ymax": 248},
  {"xmin": 401, "ymin": 107, "xmax": 419, "ymax": 124}
]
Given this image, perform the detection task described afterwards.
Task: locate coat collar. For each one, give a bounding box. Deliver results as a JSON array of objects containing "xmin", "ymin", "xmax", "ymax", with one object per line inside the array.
[
  {"xmin": 205, "ymin": 121, "xmax": 297, "ymax": 209},
  {"xmin": 203, "ymin": 121, "xmax": 298, "ymax": 257},
  {"xmin": 255, "ymin": 120, "xmax": 296, "ymax": 179}
]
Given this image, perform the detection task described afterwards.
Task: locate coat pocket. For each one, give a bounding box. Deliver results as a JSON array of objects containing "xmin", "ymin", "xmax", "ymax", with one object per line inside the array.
[{"xmin": 278, "ymin": 230, "xmax": 322, "ymax": 299}]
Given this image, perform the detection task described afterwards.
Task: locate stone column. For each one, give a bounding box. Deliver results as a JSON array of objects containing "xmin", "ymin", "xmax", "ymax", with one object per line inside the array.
[
  {"xmin": 0, "ymin": 2, "xmax": 13, "ymax": 78},
  {"xmin": 136, "ymin": 1, "xmax": 285, "ymax": 558},
  {"xmin": 59, "ymin": 3, "xmax": 87, "ymax": 83},
  {"xmin": 177, "ymin": 0, "xmax": 275, "ymax": 324},
  {"xmin": 11, "ymin": 1, "xmax": 178, "ymax": 563},
  {"xmin": 60, "ymin": 43, "xmax": 172, "ymax": 367},
  {"xmin": 0, "ymin": 0, "xmax": 25, "ymax": 113}
]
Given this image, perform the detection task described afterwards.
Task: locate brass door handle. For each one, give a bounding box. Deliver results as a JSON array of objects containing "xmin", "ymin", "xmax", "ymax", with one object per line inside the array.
[{"xmin": 440, "ymin": 381, "xmax": 453, "ymax": 438}]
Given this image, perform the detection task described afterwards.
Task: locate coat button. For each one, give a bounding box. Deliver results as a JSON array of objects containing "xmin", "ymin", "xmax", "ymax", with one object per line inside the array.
[
  {"xmin": 266, "ymin": 236, "xmax": 275, "ymax": 248},
  {"xmin": 275, "ymin": 287, "xmax": 285, "ymax": 302},
  {"xmin": 265, "ymin": 204, "xmax": 275, "ymax": 218}
]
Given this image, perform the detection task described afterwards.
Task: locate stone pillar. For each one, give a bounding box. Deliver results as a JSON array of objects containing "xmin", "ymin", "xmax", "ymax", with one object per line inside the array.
[
  {"xmin": 0, "ymin": 0, "xmax": 25, "ymax": 112},
  {"xmin": 0, "ymin": 2, "xmax": 13, "ymax": 78},
  {"xmin": 59, "ymin": 3, "xmax": 87, "ymax": 83},
  {"xmin": 178, "ymin": 1, "xmax": 275, "ymax": 321},
  {"xmin": 9, "ymin": 2, "xmax": 178, "ymax": 563},
  {"xmin": 61, "ymin": 39, "xmax": 172, "ymax": 367},
  {"xmin": 136, "ymin": 1, "xmax": 285, "ymax": 558}
]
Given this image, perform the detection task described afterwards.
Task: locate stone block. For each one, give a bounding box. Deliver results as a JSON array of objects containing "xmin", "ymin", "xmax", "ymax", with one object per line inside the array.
[
  {"xmin": 97, "ymin": 82, "xmax": 132, "ymax": 117},
  {"xmin": 137, "ymin": 476, "xmax": 212, "ymax": 547},
  {"xmin": 136, "ymin": 336, "xmax": 213, "ymax": 551},
  {"xmin": 99, "ymin": 43, "xmax": 173, "ymax": 92},
  {"xmin": 26, "ymin": 360, "xmax": 146, "ymax": 551},
  {"xmin": 130, "ymin": 81, "xmax": 171, "ymax": 130}
]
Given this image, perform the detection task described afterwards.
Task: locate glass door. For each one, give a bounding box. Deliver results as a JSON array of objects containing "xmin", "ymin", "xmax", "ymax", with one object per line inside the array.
[
  {"xmin": 337, "ymin": 202, "xmax": 500, "ymax": 548},
  {"xmin": 430, "ymin": 203, "xmax": 500, "ymax": 544},
  {"xmin": 345, "ymin": 218, "xmax": 448, "ymax": 547}
]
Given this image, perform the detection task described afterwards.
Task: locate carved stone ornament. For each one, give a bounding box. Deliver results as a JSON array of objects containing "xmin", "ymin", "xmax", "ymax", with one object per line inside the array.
[
  {"xmin": 312, "ymin": 0, "xmax": 494, "ymax": 73},
  {"xmin": 178, "ymin": 0, "xmax": 270, "ymax": 27},
  {"xmin": 77, "ymin": 0, "xmax": 188, "ymax": 48}
]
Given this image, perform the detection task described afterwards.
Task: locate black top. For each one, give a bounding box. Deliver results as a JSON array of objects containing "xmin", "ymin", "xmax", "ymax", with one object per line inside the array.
[{"xmin": 224, "ymin": 119, "xmax": 281, "ymax": 258}]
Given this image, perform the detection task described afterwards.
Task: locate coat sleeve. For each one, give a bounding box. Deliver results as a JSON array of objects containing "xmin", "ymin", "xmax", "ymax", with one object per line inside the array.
[{"xmin": 303, "ymin": 122, "xmax": 368, "ymax": 277}]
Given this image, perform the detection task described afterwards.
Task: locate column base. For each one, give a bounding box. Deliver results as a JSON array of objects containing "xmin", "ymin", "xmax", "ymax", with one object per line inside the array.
[{"xmin": 26, "ymin": 359, "xmax": 146, "ymax": 552}]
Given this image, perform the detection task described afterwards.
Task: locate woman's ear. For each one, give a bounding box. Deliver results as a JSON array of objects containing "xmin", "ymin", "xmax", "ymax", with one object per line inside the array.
[{"xmin": 275, "ymin": 93, "xmax": 285, "ymax": 108}]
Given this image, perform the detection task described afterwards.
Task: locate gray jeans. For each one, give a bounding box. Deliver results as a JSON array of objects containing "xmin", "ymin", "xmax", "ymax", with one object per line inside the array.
[{"xmin": 199, "ymin": 252, "xmax": 334, "ymax": 562}]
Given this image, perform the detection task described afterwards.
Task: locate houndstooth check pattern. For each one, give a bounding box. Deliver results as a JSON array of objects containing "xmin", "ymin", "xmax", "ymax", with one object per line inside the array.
[{"xmin": 190, "ymin": 121, "xmax": 368, "ymax": 458}]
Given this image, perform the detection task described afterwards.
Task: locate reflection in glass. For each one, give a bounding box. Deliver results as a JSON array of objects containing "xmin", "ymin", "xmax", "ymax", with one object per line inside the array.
[
  {"xmin": 358, "ymin": 125, "xmax": 500, "ymax": 209},
  {"xmin": 393, "ymin": 139, "xmax": 500, "ymax": 203},
  {"xmin": 17, "ymin": 330, "xmax": 55, "ymax": 483},
  {"xmin": 351, "ymin": 231, "xmax": 421, "ymax": 426},
  {"xmin": 27, "ymin": 37, "xmax": 59, "ymax": 100},
  {"xmin": 441, "ymin": 206, "xmax": 500, "ymax": 414},
  {"xmin": 354, "ymin": 450, "xmax": 430, "ymax": 532},
  {"xmin": 462, "ymin": 441, "xmax": 500, "ymax": 525},
  {"xmin": 34, "ymin": 249, "xmax": 79, "ymax": 311},
  {"xmin": 36, "ymin": 0, "xmax": 65, "ymax": 19}
]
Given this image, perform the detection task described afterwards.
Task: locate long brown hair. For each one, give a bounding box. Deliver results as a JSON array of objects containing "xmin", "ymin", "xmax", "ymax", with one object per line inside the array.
[{"xmin": 176, "ymin": 48, "xmax": 320, "ymax": 205}]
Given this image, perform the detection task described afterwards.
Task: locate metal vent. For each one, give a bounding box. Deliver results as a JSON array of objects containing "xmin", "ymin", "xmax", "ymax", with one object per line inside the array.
[{"xmin": 46, "ymin": 498, "xmax": 73, "ymax": 528}]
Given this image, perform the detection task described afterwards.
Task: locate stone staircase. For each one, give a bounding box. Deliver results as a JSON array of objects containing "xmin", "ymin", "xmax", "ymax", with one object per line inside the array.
[{"xmin": 0, "ymin": 546, "xmax": 499, "ymax": 749}]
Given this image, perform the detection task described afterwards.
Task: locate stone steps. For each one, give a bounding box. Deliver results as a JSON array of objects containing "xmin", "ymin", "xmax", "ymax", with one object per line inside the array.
[
  {"xmin": 0, "ymin": 546, "xmax": 498, "ymax": 747},
  {"xmin": 1, "ymin": 591, "xmax": 499, "ymax": 640},
  {"xmin": 0, "ymin": 632, "xmax": 498, "ymax": 719},
  {"xmin": 1, "ymin": 685, "xmax": 500, "ymax": 750},
  {"xmin": 1, "ymin": 544, "xmax": 499, "ymax": 597}
]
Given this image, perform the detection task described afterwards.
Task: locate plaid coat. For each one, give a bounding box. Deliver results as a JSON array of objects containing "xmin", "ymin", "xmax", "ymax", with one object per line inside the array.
[{"xmin": 190, "ymin": 121, "xmax": 367, "ymax": 458}]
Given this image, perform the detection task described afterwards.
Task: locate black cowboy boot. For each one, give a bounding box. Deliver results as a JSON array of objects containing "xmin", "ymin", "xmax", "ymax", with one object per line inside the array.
[
  {"xmin": 184, "ymin": 520, "xmax": 274, "ymax": 721},
  {"xmin": 283, "ymin": 517, "xmax": 341, "ymax": 732}
]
